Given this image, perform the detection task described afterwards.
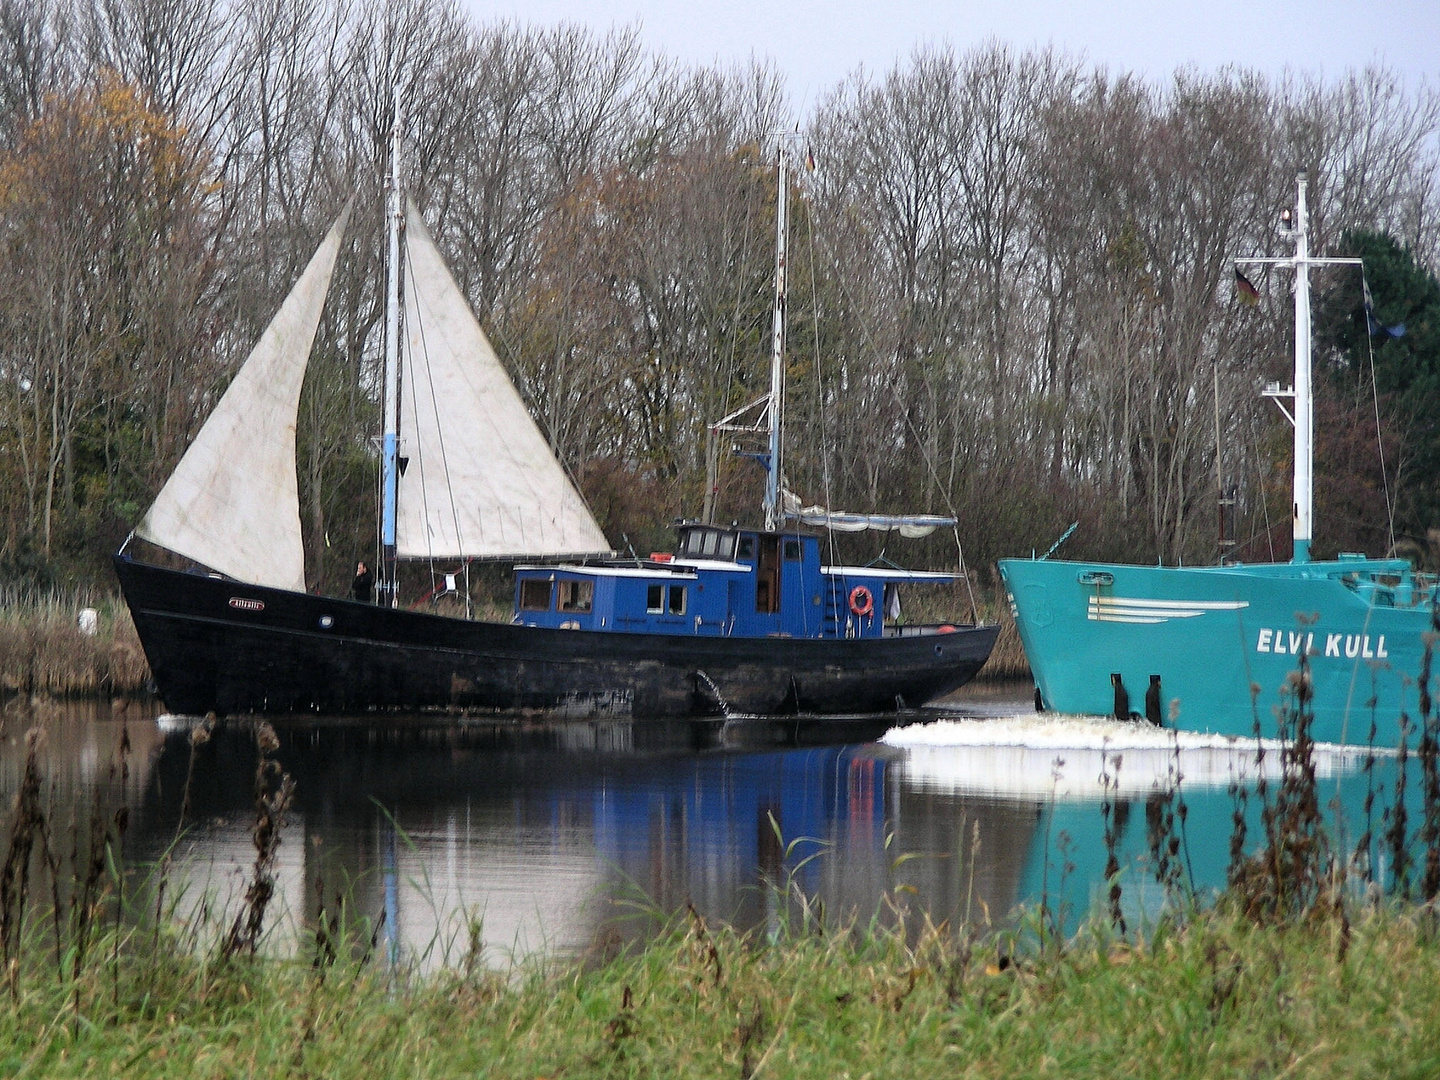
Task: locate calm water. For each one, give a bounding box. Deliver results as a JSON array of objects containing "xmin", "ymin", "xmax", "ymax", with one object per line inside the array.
[{"xmin": 0, "ymin": 688, "xmax": 1416, "ymax": 969}]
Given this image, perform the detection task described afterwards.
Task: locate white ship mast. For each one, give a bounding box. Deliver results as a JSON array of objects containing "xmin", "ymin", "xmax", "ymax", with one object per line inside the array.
[
  {"xmin": 764, "ymin": 142, "xmax": 788, "ymax": 532},
  {"xmin": 709, "ymin": 136, "xmax": 793, "ymax": 532},
  {"xmin": 1245, "ymin": 170, "xmax": 1361, "ymax": 564}
]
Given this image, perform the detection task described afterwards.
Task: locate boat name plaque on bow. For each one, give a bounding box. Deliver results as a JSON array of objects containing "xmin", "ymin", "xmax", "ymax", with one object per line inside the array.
[{"xmin": 1255, "ymin": 629, "xmax": 1387, "ymax": 659}]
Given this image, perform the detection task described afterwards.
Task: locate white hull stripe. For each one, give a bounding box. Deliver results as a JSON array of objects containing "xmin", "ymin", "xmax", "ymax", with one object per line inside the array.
[
  {"xmin": 1092, "ymin": 597, "xmax": 1250, "ymax": 610},
  {"xmin": 1088, "ymin": 597, "xmax": 1249, "ymax": 623}
]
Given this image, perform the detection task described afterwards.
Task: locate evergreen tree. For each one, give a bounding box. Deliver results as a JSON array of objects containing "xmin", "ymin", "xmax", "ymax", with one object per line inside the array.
[{"xmin": 1317, "ymin": 230, "xmax": 1440, "ymax": 545}]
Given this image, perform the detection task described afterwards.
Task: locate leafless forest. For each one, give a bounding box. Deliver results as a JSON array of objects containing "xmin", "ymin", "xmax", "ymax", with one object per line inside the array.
[{"xmin": 1, "ymin": 0, "xmax": 1437, "ymax": 594}]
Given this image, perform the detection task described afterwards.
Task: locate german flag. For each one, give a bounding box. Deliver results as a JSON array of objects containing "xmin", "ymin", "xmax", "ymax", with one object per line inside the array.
[{"xmin": 1234, "ymin": 268, "xmax": 1260, "ymax": 306}]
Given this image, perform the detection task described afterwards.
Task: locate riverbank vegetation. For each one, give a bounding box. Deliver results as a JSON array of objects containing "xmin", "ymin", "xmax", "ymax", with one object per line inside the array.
[
  {"xmin": 1, "ymin": 0, "xmax": 1438, "ymax": 599},
  {"xmin": 3, "ymin": 897, "xmax": 1439, "ymax": 1078},
  {"xmin": 0, "ymin": 588, "xmax": 147, "ymax": 697}
]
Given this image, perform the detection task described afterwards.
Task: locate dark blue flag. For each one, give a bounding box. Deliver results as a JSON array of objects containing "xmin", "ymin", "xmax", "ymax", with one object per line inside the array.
[{"xmin": 1363, "ymin": 277, "xmax": 1406, "ymax": 338}]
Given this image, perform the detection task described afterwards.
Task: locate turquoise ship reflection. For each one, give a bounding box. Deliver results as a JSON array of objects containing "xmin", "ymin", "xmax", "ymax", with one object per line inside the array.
[{"xmin": 892, "ymin": 718, "xmax": 1400, "ymax": 933}]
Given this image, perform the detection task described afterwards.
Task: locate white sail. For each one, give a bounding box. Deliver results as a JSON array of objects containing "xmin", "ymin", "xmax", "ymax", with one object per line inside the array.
[
  {"xmin": 137, "ymin": 206, "xmax": 352, "ymax": 590},
  {"xmin": 396, "ymin": 201, "xmax": 611, "ymax": 560}
]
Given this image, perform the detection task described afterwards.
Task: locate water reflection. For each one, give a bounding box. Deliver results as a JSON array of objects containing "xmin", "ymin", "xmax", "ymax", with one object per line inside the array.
[
  {"xmin": 0, "ymin": 693, "xmax": 1412, "ymax": 970},
  {"xmin": 895, "ymin": 714, "xmax": 1404, "ymax": 926},
  {"xmin": 136, "ymin": 720, "xmax": 979, "ymax": 965}
]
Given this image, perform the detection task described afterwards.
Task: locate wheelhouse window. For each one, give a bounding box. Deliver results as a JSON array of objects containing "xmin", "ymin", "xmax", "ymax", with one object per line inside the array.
[
  {"xmin": 783, "ymin": 539, "xmax": 801, "ymax": 560},
  {"xmin": 557, "ymin": 579, "xmax": 594, "ymax": 613},
  {"xmin": 737, "ymin": 535, "xmax": 756, "ymax": 560},
  {"xmin": 680, "ymin": 527, "xmax": 736, "ymax": 559},
  {"xmin": 646, "ymin": 584, "xmax": 664, "ymax": 613},
  {"xmin": 519, "ymin": 579, "xmax": 552, "ymax": 611},
  {"xmin": 667, "ymin": 585, "xmax": 686, "ymax": 615}
]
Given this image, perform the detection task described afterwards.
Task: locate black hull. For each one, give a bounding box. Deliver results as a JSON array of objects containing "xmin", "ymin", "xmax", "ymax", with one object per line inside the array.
[{"xmin": 114, "ymin": 557, "xmax": 998, "ymax": 720}]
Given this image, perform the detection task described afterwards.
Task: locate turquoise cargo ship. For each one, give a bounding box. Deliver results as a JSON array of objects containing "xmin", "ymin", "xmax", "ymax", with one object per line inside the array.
[
  {"xmin": 997, "ymin": 554, "xmax": 1434, "ymax": 745},
  {"xmin": 1000, "ymin": 172, "xmax": 1437, "ymax": 747}
]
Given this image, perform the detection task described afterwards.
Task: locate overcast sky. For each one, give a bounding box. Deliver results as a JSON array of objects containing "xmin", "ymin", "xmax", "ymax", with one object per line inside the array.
[{"xmin": 475, "ymin": 0, "xmax": 1438, "ymax": 112}]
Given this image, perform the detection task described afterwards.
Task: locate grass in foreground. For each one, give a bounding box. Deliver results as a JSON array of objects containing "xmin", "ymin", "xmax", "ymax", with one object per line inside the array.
[{"xmin": 2, "ymin": 902, "xmax": 1440, "ymax": 1079}]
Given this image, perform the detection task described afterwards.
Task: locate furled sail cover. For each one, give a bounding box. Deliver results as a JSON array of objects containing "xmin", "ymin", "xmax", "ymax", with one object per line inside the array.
[
  {"xmin": 396, "ymin": 200, "xmax": 611, "ymax": 560},
  {"xmin": 137, "ymin": 206, "xmax": 352, "ymax": 590},
  {"xmin": 796, "ymin": 506, "xmax": 955, "ymax": 539}
]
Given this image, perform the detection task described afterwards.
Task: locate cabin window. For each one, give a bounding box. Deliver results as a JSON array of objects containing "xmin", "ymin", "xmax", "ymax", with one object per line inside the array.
[
  {"xmin": 783, "ymin": 539, "xmax": 801, "ymax": 560},
  {"xmin": 668, "ymin": 585, "xmax": 687, "ymax": 615},
  {"xmin": 519, "ymin": 579, "xmax": 552, "ymax": 611},
  {"xmin": 701, "ymin": 531, "xmax": 719, "ymax": 556},
  {"xmin": 558, "ymin": 579, "xmax": 593, "ymax": 613},
  {"xmin": 737, "ymin": 535, "xmax": 755, "ymax": 560},
  {"xmin": 646, "ymin": 584, "xmax": 664, "ymax": 613},
  {"xmin": 717, "ymin": 534, "xmax": 736, "ymax": 560}
]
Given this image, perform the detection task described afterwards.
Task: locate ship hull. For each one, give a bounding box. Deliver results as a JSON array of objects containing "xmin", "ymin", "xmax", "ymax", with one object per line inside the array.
[
  {"xmin": 998, "ymin": 556, "xmax": 1434, "ymax": 747},
  {"xmin": 116, "ymin": 557, "xmax": 997, "ymax": 720}
]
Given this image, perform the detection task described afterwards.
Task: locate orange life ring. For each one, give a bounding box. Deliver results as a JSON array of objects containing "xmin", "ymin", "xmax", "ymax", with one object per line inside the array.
[{"xmin": 848, "ymin": 585, "xmax": 874, "ymax": 617}]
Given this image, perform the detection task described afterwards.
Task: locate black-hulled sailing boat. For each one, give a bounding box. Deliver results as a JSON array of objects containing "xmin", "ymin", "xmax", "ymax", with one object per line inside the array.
[{"xmin": 114, "ymin": 103, "xmax": 997, "ymax": 720}]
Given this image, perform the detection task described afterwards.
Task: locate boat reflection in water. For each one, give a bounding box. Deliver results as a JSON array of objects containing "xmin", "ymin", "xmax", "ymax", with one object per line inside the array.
[
  {"xmin": 131, "ymin": 713, "xmax": 1037, "ymax": 968},
  {"xmin": 891, "ymin": 714, "xmax": 1393, "ymax": 931},
  {"xmin": 2, "ymin": 698, "xmax": 1405, "ymax": 970}
]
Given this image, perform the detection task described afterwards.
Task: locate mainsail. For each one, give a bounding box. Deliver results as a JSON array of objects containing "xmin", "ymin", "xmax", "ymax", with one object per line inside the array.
[
  {"xmin": 136, "ymin": 206, "xmax": 352, "ymax": 590},
  {"xmin": 396, "ymin": 200, "xmax": 611, "ymax": 560}
]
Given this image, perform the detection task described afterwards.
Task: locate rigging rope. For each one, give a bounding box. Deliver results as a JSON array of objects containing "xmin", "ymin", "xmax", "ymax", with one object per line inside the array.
[
  {"xmin": 800, "ymin": 167, "xmax": 847, "ymax": 630},
  {"xmin": 1256, "ymin": 437, "xmax": 1276, "ymax": 562},
  {"xmin": 710, "ymin": 156, "xmax": 760, "ymax": 522},
  {"xmin": 801, "ymin": 180, "xmax": 840, "ymax": 576},
  {"xmin": 805, "ymin": 204, "xmax": 980, "ymax": 621},
  {"xmin": 403, "ymin": 233, "xmax": 472, "ymax": 616},
  {"xmin": 1360, "ymin": 270, "xmax": 1397, "ymax": 555}
]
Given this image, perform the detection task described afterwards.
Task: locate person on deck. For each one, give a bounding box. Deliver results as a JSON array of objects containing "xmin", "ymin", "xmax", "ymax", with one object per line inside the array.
[{"xmin": 352, "ymin": 561, "xmax": 373, "ymax": 603}]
